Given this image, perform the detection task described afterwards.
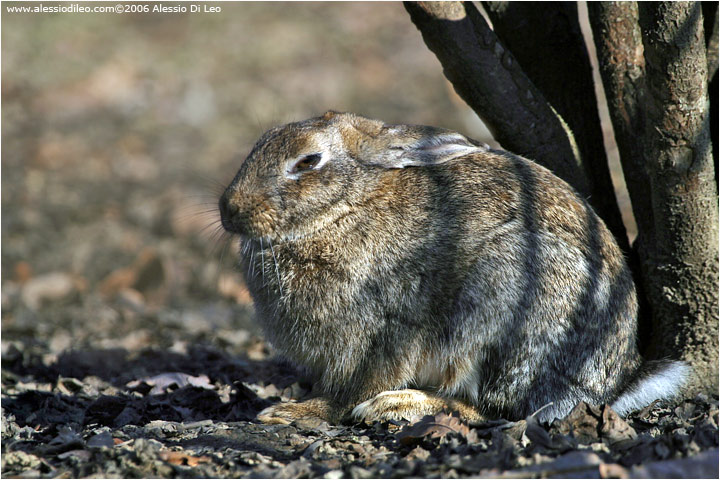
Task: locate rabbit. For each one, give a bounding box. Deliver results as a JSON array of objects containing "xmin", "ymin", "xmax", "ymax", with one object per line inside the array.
[{"xmin": 218, "ymin": 111, "xmax": 689, "ymax": 425}]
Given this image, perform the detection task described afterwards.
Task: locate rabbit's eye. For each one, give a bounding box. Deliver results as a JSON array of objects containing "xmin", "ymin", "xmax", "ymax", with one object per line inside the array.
[{"xmin": 291, "ymin": 153, "xmax": 322, "ymax": 174}]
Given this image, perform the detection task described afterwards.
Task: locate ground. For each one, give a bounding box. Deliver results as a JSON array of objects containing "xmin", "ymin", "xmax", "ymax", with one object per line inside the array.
[
  {"xmin": 2, "ymin": 311, "xmax": 718, "ymax": 478},
  {"xmin": 2, "ymin": 2, "xmax": 717, "ymax": 478}
]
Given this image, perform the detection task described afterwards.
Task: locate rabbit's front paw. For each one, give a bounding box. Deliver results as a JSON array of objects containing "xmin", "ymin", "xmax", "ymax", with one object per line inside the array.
[
  {"xmin": 256, "ymin": 398, "xmax": 332, "ymax": 425},
  {"xmin": 351, "ymin": 389, "xmax": 448, "ymax": 422}
]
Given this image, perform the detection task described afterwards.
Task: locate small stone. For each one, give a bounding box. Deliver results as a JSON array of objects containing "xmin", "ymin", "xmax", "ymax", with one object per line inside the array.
[
  {"xmin": 87, "ymin": 431, "xmax": 115, "ymax": 448},
  {"xmin": 13, "ymin": 261, "xmax": 32, "ymax": 284},
  {"xmin": 406, "ymin": 446, "xmax": 430, "ymax": 461},
  {"xmin": 57, "ymin": 449, "xmax": 92, "ymax": 461},
  {"xmin": 1, "ymin": 450, "xmax": 42, "ymax": 471},
  {"xmin": 347, "ymin": 466, "xmax": 373, "ymax": 479},
  {"xmin": 117, "ymin": 288, "xmax": 146, "ymax": 313},
  {"xmin": 56, "ymin": 377, "xmax": 84, "ymax": 395},
  {"xmin": 21, "ymin": 272, "xmax": 79, "ymax": 309}
]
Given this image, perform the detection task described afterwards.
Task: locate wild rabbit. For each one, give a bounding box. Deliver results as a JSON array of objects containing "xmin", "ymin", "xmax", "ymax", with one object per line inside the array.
[{"xmin": 219, "ymin": 111, "xmax": 688, "ymax": 424}]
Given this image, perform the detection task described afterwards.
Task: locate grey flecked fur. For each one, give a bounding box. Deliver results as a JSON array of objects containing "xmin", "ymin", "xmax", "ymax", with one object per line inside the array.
[{"xmin": 219, "ymin": 111, "xmax": 688, "ymax": 423}]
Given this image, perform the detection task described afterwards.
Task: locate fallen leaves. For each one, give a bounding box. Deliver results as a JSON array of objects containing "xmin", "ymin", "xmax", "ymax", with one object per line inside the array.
[
  {"xmin": 20, "ymin": 271, "xmax": 85, "ymax": 310},
  {"xmin": 126, "ymin": 372, "xmax": 214, "ymax": 395},
  {"xmin": 552, "ymin": 401, "xmax": 637, "ymax": 446},
  {"xmin": 158, "ymin": 450, "xmax": 211, "ymax": 467},
  {"xmin": 3, "ymin": 354, "xmax": 718, "ymax": 479},
  {"xmin": 2, "ymin": 324, "xmax": 717, "ymax": 479},
  {"xmin": 396, "ymin": 411, "xmax": 478, "ymax": 445},
  {"xmin": 97, "ymin": 248, "xmax": 169, "ymax": 305},
  {"xmin": 217, "ymin": 273, "xmax": 254, "ymax": 305}
]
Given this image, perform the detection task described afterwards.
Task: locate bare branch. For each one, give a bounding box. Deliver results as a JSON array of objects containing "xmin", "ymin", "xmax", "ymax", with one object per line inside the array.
[
  {"xmin": 587, "ymin": 3, "xmax": 654, "ymax": 255},
  {"xmin": 403, "ymin": 1, "xmax": 590, "ymax": 198},
  {"xmin": 481, "ymin": 2, "xmax": 627, "ymax": 248},
  {"xmin": 638, "ymin": 1, "xmax": 718, "ymax": 394},
  {"xmin": 703, "ymin": 2, "xmax": 718, "ymax": 79},
  {"xmin": 702, "ymin": 2, "xmax": 718, "ymax": 173}
]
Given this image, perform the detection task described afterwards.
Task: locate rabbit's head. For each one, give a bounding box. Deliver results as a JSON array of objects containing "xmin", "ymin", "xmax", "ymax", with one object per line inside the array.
[{"xmin": 219, "ymin": 111, "xmax": 486, "ymax": 240}]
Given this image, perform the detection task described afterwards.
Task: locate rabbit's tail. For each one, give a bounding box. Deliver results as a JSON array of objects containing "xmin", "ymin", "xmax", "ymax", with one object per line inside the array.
[{"xmin": 611, "ymin": 359, "xmax": 691, "ymax": 416}]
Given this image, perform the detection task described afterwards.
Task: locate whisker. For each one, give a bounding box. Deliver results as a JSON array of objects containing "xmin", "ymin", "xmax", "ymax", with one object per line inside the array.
[
  {"xmin": 207, "ymin": 226, "xmax": 230, "ymax": 258},
  {"xmin": 199, "ymin": 220, "xmax": 225, "ymax": 236},
  {"xmin": 249, "ymin": 243, "xmax": 256, "ymax": 280},
  {"xmin": 211, "ymin": 225, "xmax": 228, "ymax": 245},
  {"xmin": 179, "ymin": 201, "xmax": 219, "ymax": 209},
  {"xmin": 251, "ymin": 107, "xmax": 266, "ymax": 135},
  {"xmin": 178, "ymin": 206, "xmax": 222, "ymax": 216},
  {"xmin": 269, "ymin": 240, "xmax": 283, "ymax": 297},
  {"xmin": 182, "ymin": 194, "xmax": 223, "ymax": 201},
  {"xmin": 177, "ymin": 207, "xmax": 221, "ymax": 217},
  {"xmin": 260, "ymin": 238, "xmax": 266, "ymax": 287},
  {"xmin": 188, "ymin": 169, "xmax": 231, "ymax": 192},
  {"xmin": 218, "ymin": 233, "xmax": 232, "ymax": 274},
  {"xmin": 209, "ymin": 233, "xmax": 230, "ymax": 292}
]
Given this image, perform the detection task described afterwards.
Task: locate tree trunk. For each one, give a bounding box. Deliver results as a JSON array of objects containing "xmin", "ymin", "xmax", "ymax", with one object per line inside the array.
[
  {"xmin": 403, "ymin": 1, "xmax": 591, "ymax": 198},
  {"xmin": 587, "ymin": 2, "xmax": 656, "ymax": 351},
  {"xmin": 481, "ymin": 1, "xmax": 628, "ymax": 250},
  {"xmin": 637, "ymin": 1, "xmax": 719, "ymax": 395},
  {"xmin": 702, "ymin": 2, "xmax": 718, "ymax": 184}
]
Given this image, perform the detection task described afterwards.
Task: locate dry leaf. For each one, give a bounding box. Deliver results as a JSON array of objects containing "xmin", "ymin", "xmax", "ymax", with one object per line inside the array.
[
  {"xmin": 159, "ymin": 450, "xmax": 211, "ymax": 466},
  {"xmin": 599, "ymin": 462, "xmax": 630, "ymax": 478},
  {"xmin": 524, "ymin": 415, "xmax": 554, "ymax": 449},
  {"xmin": 13, "ymin": 261, "xmax": 33, "ymax": 284},
  {"xmin": 555, "ymin": 402, "xmax": 602, "ymax": 444},
  {"xmin": 396, "ymin": 412, "xmax": 475, "ymax": 445},
  {"xmin": 97, "ymin": 267, "xmax": 136, "ymax": 297},
  {"xmin": 218, "ymin": 273, "xmax": 253, "ymax": 305},
  {"xmin": 21, "ymin": 272, "xmax": 81, "ymax": 310},
  {"xmin": 600, "ymin": 405, "xmax": 637, "ymax": 445},
  {"xmin": 405, "ymin": 446, "xmax": 431, "ymax": 461},
  {"xmin": 97, "ymin": 248, "xmax": 167, "ymax": 302},
  {"xmin": 126, "ymin": 372, "xmax": 214, "ymax": 395},
  {"xmin": 57, "ymin": 449, "xmax": 91, "ymax": 461}
]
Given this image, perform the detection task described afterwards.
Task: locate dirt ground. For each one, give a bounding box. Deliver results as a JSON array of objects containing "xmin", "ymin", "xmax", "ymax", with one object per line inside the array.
[{"xmin": 2, "ymin": 2, "xmax": 717, "ymax": 478}]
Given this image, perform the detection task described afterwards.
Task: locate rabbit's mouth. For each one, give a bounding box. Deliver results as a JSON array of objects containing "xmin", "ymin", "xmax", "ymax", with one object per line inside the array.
[
  {"xmin": 240, "ymin": 206, "xmax": 356, "ymax": 245},
  {"xmin": 283, "ymin": 207, "xmax": 357, "ymax": 242}
]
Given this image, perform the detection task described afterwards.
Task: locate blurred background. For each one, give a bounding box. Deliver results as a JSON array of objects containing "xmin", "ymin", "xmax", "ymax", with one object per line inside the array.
[{"xmin": 1, "ymin": 2, "xmax": 629, "ymax": 358}]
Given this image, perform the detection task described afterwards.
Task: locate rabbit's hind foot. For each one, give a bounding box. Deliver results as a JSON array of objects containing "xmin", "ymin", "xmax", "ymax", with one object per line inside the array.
[
  {"xmin": 256, "ymin": 397, "xmax": 334, "ymax": 425},
  {"xmin": 351, "ymin": 389, "xmax": 485, "ymax": 424}
]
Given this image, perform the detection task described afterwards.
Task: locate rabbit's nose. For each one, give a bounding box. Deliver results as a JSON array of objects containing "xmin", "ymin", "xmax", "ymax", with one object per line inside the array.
[{"xmin": 219, "ymin": 194, "xmax": 243, "ymax": 234}]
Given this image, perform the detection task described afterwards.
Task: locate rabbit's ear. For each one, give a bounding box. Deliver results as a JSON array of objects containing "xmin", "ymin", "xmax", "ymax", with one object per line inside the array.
[{"xmin": 365, "ymin": 130, "xmax": 487, "ymax": 169}]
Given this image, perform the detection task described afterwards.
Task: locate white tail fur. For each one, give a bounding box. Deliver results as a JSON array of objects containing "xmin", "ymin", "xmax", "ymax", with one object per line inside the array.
[{"xmin": 611, "ymin": 360, "xmax": 690, "ymax": 416}]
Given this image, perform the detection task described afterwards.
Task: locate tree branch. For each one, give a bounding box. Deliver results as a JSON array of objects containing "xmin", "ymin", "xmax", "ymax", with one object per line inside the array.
[
  {"xmin": 587, "ymin": 2, "xmax": 657, "ymax": 350},
  {"xmin": 403, "ymin": 1, "xmax": 590, "ymax": 198},
  {"xmin": 587, "ymin": 3, "xmax": 654, "ymax": 252},
  {"xmin": 702, "ymin": 2, "xmax": 718, "ymax": 178},
  {"xmin": 481, "ymin": 1, "xmax": 627, "ymax": 249},
  {"xmin": 702, "ymin": 2, "xmax": 718, "ymax": 79},
  {"xmin": 637, "ymin": 1, "xmax": 719, "ymax": 394}
]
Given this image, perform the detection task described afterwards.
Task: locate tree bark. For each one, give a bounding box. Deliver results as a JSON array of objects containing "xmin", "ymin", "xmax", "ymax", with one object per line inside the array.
[
  {"xmin": 587, "ymin": 2, "xmax": 656, "ymax": 350},
  {"xmin": 403, "ymin": 1, "xmax": 591, "ymax": 198},
  {"xmin": 702, "ymin": 2, "xmax": 718, "ymax": 184},
  {"xmin": 702, "ymin": 2, "xmax": 718, "ymax": 78},
  {"xmin": 481, "ymin": 1, "xmax": 628, "ymax": 250},
  {"xmin": 637, "ymin": 1, "xmax": 719, "ymax": 394}
]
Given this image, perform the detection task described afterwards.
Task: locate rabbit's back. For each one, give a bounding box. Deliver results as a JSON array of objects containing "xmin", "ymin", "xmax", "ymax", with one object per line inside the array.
[{"xmin": 404, "ymin": 151, "xmax": 640, "ymax": 419}]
